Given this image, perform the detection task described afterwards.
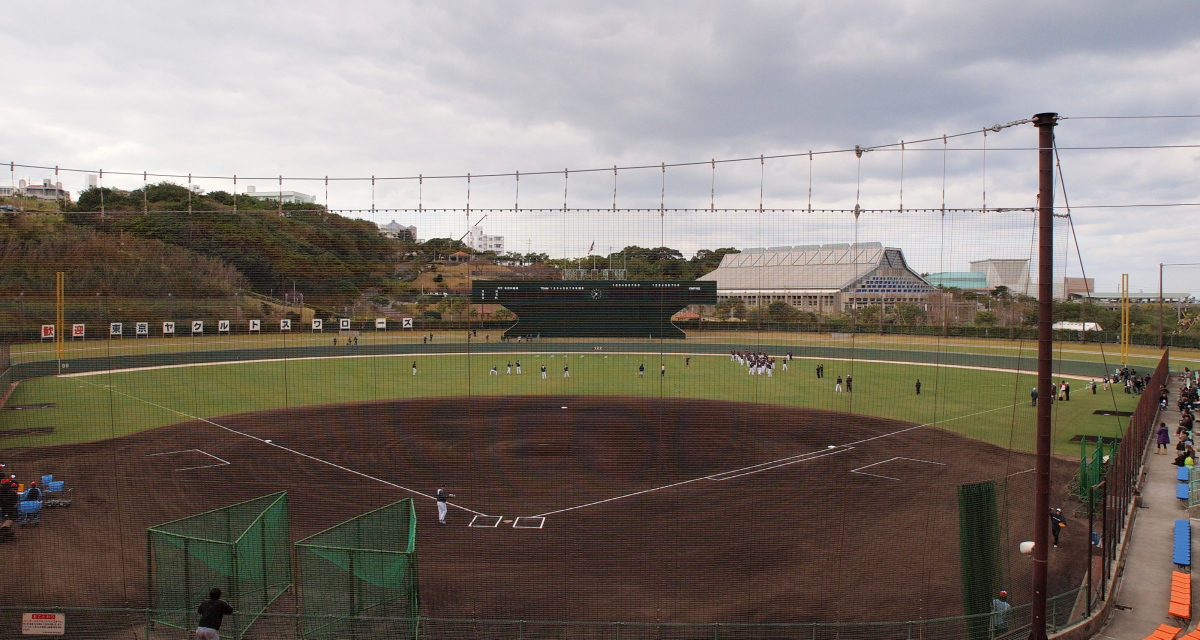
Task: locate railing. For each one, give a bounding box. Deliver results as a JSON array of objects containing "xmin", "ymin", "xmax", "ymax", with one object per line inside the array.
[{"xmin": 0, "ymin": 589, "xmax": 1091, "ymax": 640}]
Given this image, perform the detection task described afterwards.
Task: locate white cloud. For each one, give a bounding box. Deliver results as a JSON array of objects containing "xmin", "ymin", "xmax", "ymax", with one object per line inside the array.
[{"xmin": 3, "ymin": 0, "xmax": 1199, "ymax": 292}]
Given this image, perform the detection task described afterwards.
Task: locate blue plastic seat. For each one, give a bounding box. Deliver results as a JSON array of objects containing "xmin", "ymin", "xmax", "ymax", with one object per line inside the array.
[
  {"xmin": 16, "ymin": 500, "xmax": 41, "ymax": 525},
  {"xmin": 1174, "ymin": 519, "xmax": 1191, "ymax": 567},
  {"xmin": 1179, "ymin": 467, "xmax": 1191, "ymax": 482},
  {"xmin": 1178, "ymin": 484, "xmax": 1190, "ymax": 501}
]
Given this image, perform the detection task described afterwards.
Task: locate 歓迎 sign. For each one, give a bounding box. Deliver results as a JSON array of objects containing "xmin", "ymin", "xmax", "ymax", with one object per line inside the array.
[
  {"xmin": 40, "ymin": 325, "xmax": 55, "ymax": 339},
  {"xmin": 72, "ymin": 324, "xmax": 85, "ymax": 338}
]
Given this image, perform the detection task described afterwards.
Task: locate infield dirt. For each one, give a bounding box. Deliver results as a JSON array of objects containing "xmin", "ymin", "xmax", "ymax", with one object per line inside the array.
[{"xmin": 4, "ymin": 396, "xmax": 1086, "ymax": 625}]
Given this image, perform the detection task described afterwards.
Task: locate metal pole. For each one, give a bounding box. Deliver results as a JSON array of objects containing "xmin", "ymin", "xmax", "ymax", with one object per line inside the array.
[
  {"xmin": 1031, "ymin": 111, "xmax": 1058, "ymax": 640},
  {"xmin": 1159, "ymin": 263, "xmax": 1164, "ymax": 349},
  {"xmin": 1087, "ymin": 482, "xmax": 1095, "ymax": 614}
]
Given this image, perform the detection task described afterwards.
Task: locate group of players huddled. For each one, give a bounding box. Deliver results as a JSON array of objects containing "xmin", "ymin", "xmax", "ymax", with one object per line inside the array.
[{"xmin": 730, "ymin": 349, "xmax": 793, "ymax": 377}]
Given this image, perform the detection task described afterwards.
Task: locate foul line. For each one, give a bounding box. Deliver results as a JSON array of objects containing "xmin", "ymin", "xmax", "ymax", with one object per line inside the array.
[
  {"xmin": 71, "ymin": 377, "xmax": 488, "ymax": 516},
  {"xmin": 533, "ymin": 400, "xmax": 1023, "ymax": 519},
  {"xmin": 706, "ymin": 447, "xmax": 853, "ymax": 481}
]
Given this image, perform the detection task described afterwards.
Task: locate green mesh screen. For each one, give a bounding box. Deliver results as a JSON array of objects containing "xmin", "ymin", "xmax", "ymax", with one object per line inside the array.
[
  {"xmin": 958, "ymin": 481, "xmax": 1002, "ymax": 640},
  {"xmin": 1077, "ymin": 438, "xmax": 1115, "ymax": 509},
  {"xmin": 295, "ymin": 498, "xmax": 419, "ymax": 640},
  {"xmin": 148, "ymin": 491, "xmax": 291, "ymax": 640}
]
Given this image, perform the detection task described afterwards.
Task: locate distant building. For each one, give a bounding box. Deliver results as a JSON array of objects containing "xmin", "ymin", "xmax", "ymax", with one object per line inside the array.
[
  {"xmin": 969, "ymin": 259, "xmax": 1032, "ymax": 296},
  {"xmin": 697, "ymin": 242, "xmax": 934, "ymax": 312},
  {"xmin": 1, "ymin": 178, "xmax": 71, "ymax": 201},
  {"xmin": 924, "ymin": 272, "xmax": 990, "ymax": 292},
  {"xmin": 467, "ymin": 225, "xmax": 504, "ymax": 254},
  {"xmin": 379, "ymin": 221, "xmax": 418, "ymax": 243},
  {"xmin": 1064, "ymin": 277, "xmax": 1095, "ymax": 298},
  {"xmin": 1070, "ymin": 291, "xmax": 1195, "ymax": 309},
  {"xmin": 243, "ymin": 186, "xmax": 315, "ymax": 204}
]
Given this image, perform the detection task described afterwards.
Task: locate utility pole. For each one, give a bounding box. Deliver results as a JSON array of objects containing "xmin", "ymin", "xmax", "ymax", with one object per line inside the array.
[
  {"xmin": 1031, "ymin": 111, "xmax": 1058, "ymax": 640},
  {"xmin": 1159, "ymin": 263, "xmax": 1164, "ymax": 349}
]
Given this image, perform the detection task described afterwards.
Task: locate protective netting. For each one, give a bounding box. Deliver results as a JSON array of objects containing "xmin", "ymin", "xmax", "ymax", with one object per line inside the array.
[
  {"xmin": 295, "ymin": 498, "xmax": 419, "ymax": 640},
  {"xmin": 148, "ymin": 491, "xmax": 291, "ymax": 640},
  {"xmin": 0, "ymin": 122, "xmax": 1178, "ymax": 640}
]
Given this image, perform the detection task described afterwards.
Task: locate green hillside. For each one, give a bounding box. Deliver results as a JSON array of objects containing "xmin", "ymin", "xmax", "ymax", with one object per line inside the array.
[{"xmin": 65, "ymin": 182, "xmax": 399, "ymax": 301}]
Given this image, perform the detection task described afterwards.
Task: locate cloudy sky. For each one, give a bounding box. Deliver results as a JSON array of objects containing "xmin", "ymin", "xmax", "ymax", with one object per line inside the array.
[{"xmin": 5, "ymin": 1, "xmax": 1199, "ymax": 294}]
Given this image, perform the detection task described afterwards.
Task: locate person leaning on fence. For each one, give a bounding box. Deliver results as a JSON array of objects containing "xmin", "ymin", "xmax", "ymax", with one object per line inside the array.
[
  {"xmin": 196, "ymin": 587, "xmax": 233, "ymax": 640},
  {"xmin": 991, "ymin": 590, "xmax": 1011, "ymax": 635}
]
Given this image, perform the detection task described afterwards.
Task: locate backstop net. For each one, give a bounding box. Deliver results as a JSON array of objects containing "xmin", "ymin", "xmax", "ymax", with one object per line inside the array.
[
  {"xmin": 148, "ymin": 491, "xmax": 291, "ymax": 640},
  {"xmin": 295, "ymin": 498, "xmax": 420, "ymax": 640}
]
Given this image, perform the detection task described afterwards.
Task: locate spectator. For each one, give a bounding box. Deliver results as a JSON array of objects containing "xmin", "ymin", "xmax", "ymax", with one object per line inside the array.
[{"xmin": 1158, "ymin": 423, "xmax": 1172, "ymax": 454}]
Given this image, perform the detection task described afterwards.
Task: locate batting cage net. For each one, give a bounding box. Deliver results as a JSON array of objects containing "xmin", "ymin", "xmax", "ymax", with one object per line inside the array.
[
  {"xmin": 295, "ymin": 498, "xmax": 419, "ymax": 640},
  {"xmin": 148, "ymin": 491, "xmax": 291, "ymax": 640}
]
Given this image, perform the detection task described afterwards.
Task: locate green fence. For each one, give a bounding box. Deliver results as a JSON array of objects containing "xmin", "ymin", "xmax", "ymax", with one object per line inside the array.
[
  {"xmin": 1077, "ymin": 437, "xmax": 1116, "ymax": 508},
  {"xmin": 147, "ymin": 491, "xmax": 291, "ymax": 640},
  {"xmin": 296, "ymin": 498, "xmax": 420, "ymax": 640}
]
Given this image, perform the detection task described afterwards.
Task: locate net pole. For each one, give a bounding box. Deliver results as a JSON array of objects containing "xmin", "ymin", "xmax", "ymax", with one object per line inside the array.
[{"xmin": 1031, "ymin": 111, "xmax": 1059, "ymax": 640}]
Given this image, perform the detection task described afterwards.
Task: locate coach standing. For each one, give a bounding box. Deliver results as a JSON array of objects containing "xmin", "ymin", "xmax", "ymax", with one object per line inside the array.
[{"xmin": 436, "ymin": 485, "xmax": 456, "ymax": 525}]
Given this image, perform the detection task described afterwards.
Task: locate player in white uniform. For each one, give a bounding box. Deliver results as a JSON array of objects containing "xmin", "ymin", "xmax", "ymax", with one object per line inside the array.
[{"xmin": 435, "ymin": 485, "xmax": 456, "ymax": 524}]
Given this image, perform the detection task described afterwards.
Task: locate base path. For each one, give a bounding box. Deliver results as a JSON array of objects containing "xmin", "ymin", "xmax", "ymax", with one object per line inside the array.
[{"xmin": 1098, "ymin": 374, "xmax": 1190, "ymax": 639}]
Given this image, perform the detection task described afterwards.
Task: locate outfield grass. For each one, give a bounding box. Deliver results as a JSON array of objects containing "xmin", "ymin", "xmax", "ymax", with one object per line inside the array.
[{"xmin": 1, "ymin": 350, "xmax": 1138, "ymax": 456}]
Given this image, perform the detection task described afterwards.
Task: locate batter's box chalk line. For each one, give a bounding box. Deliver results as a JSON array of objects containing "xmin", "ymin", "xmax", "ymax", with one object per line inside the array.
[
  {"xmin": 850, "ymin": 456, "xmax": 947, "ymax": 481},
  {"xmin": 469, "ymin": 515, "xmax": 503, "ymax": 528},
  {"xmin": 513, "ymin": 516, "xmax": 545, "ymax": 529},
  {"xmin": 146, "ymin": 449, "xmax": 231, "ymax": 472}
]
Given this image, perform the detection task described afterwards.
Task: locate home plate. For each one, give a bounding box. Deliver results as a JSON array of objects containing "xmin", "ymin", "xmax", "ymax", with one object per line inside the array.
[{"xmin": 561, "ymin": 406, "xmax": 568, "ymax": 409}]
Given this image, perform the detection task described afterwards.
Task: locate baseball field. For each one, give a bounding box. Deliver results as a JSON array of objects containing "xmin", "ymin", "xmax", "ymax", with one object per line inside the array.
[{"xmin": 0, "ymin": 332, "xmax": 1149, "ymax": 633}]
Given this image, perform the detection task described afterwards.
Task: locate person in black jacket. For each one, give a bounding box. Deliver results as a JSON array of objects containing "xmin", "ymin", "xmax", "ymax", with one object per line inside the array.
[
  {"xmin": 0, "ymin": 480, "xmax": 18, "ymax": 521},
  {"xmin": 23, "ymin": 481, "xmax": 41, "ymax": 502},
  {"xmin": 196, "ymin": 588, "xmax": 233, "ymax": 640}
]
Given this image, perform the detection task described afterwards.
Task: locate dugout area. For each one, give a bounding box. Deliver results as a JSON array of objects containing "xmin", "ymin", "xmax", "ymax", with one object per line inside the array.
[{"xmin": 0, "ymin": 394, "xmax": 1089, "ymax": 632}]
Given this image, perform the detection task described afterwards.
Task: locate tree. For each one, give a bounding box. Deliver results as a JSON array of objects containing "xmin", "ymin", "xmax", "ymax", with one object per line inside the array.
[
  {"xmin": 767, "ymin": 301, "xmax": 802, "ymax": 323},
  {"xmin": 974, "ymin": 311, "xmax": 999, "ymax": 326},
  {"xmin": 715, "ymin": 297, "xmax": 747, "ymax": 319},
  {"xmin": 893, "ymin": 302, "xmax": 925, "ymax": 326}
]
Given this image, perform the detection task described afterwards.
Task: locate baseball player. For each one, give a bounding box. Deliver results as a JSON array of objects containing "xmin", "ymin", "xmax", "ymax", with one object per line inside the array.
[
  {"xmin": 435, "ymin": 485, "xmax": 456, "ymax": 525},
  {"xmin": 541, "ymin": 364, "xmax": 547, "ymax": 379}
]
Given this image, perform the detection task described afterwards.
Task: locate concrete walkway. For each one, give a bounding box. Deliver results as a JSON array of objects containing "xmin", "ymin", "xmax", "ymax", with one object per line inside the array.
[{"xmin": 1098, "ymin": 374, "xmax": 1192, "ymax": 639}]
